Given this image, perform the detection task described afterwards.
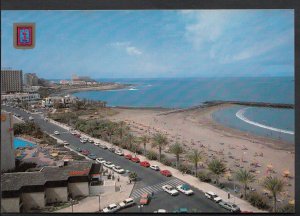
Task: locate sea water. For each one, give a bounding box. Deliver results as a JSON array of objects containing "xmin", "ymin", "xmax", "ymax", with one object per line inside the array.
[{"xmin": 73, "ymin": 77, "xmax": 294, "ymax": 143}]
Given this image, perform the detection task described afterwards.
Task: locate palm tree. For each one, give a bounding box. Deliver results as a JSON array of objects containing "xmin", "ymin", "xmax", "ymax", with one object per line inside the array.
[
  {"xmin": 235, "ymin": 169, "xmax": 255, "ymax": 198},
  {"xmin": 152, "ymin": 133, "xmax": 168, "ymax": 162},
  {"xmin": 170, "ymin": 142, "xmax": 184, "ymax": 168},
  {"xmin": 188, "ymin": 149, "xmax": 202, "ymax": 176},
  {"xmin": 208, "ymin": 159, "xmax": 226, "ymax": 185},
  {"xmin": 140, "ymin": 135, "xmax": 150, "ymax": 156},
  {"xmin": 262, "ymin": 176, "xmax": 284, "ymax": 212}
]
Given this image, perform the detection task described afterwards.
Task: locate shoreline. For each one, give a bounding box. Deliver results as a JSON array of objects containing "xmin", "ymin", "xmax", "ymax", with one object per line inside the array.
[
  {"xmin": 106, "ymin": 105, "xmax": 294, "ymax": 200},
  {"xmin": 51, "ymin": 83, "xmax": 133, "ymax": 96}
]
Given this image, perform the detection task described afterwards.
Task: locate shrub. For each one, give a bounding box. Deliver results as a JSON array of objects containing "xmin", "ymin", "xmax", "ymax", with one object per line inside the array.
[
  {"xmin": 146, "ymin": 150, "xmax": 158, "ymax": 160},
  {"xmin": 161, "ymin": 158, "xmax": 172, "ymax": 166},
  {"xmin": 246, "ymin": 192, "xmax": 270, "ymax": 210},
  {"xmin": 278, "ymin": 204, "xmax": 295, "ymax": 213},
  {"xmin": 197, "ymin": 171, "xmax": 212, "ymax": 183},
  {"xmin": 178, "ymin": 163, "xmax": 192, "ymax": 174}
]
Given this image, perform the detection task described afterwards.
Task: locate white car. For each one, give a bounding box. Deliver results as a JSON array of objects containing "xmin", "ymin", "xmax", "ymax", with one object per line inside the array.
[
  {"xmin": 70, "ymin": 130, "xmax": 77, "ymax": 135},
  {"xmin": 102, "ymin": 203, "xmax": 120, "ymax": 213},
  {"xmin": 94, "ymin": 142, "xmax": 100, "ymax": 146},
  {"xmin": 115, "ymin": 150, "xmax": 124, "ymax": 156},
  {"xmin": 88, "ymin": 138, "xmax": 94, "ymax": 143},
  {"xmin": 150, "ymin": 165, "xmax": 160, "ymax": 171},
  {"xmin": 205, "ymin": 191, "xmax": 222, "ymax": 203},
  {"xmin": 29, "ymin": 116, "xmax": 34, "ymax": 121},
  {"xmin": 103, "ymin": 161, "xmax": 115, "ymax": 168},
  {"xmin": 63, "ymin": 141, "xmax": 69, "ymax": 145},
  {"xmin": 96, "ymin": 158, "xmax": 106, "ymax": 164},
  {"xmin": 54, "ymin": 131, "xmax": 60, "ymax": 135},
  {"xmin": 80, "ymin": 138, "xmax": 87, "ymax": 143},
  {"xmin": 154, "ymin": 209, "xmax": 167, "ymax": 213},
  {"xmin": 113, "ymin": 166, "xmax": 125, "ymax": 174},
  {"xmin": 177, "ymin": 184, "xmax": 194, "ymax": 195},
  {"xmin": 119, "ymin": 198, "xmax": 135, "ymax": 208},
  {"xmin": 162, "ymin": 185, "xmax": 179, "ymax": 196}
]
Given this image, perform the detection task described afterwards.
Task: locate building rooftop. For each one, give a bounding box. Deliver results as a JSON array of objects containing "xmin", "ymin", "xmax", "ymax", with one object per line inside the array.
[{"xmin": 1, "ymin": 161, "xmax": 97, "ymax": 192}]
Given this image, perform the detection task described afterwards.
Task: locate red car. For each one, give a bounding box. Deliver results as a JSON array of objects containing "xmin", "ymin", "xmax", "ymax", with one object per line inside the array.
[
  {"xmin": 160, "ymin": 170, "xmax": 172, "ymax": 177},
  {"xmin": 139, "ymin": 193, "xmax": 150, "ymax": 205},
  {"xmin": 131, "ymin": 157, "xmax": 140, "ymax": 163},
  {"xmin": 125, "ymin": 154, "xmax": 132, "ymax": 160},
  {"xmin": 75, "ymin": 134, "xmax": 81, "ymax": 138},
  {"xmin": 140, "ymin": 161, "xmax": 150, "ymax": 167},
  {"xmin": 81, "ymin": 150, "xmax": 90, "ymax": 156}
]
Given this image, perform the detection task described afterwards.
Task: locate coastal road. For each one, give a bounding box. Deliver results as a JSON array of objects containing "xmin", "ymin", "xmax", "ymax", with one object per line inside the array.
[{"xmin": 3, "ymin": 105, "xmax": 227, "ymax": 213}]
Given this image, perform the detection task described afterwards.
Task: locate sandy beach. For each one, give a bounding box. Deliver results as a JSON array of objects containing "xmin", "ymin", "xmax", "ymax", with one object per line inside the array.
[{"xmin": 107, "ymin": 104, "xmax": 295, "ymax": 201}]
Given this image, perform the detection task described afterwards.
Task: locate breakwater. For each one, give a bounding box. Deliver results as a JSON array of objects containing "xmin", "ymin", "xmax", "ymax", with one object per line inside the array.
[{"xmin": 158, "ymin": 100, "xmax": 294, "ymax": 116}]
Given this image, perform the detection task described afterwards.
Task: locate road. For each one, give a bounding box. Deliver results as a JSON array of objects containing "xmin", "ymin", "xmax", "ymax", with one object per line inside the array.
[{"xmin": 3, "ymin": 105, "xmax": 228, "ymax": 213}]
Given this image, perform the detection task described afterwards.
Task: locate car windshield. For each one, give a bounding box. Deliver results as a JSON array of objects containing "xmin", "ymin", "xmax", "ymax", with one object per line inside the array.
[{"xmin": 182, "ymin": 184, "xmax": 190, "ymax": 190}]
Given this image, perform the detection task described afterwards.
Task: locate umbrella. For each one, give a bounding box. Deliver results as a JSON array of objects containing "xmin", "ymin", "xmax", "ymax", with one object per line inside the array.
[
  {"xmin": 289, "ymin": 200, "xmax": 295, "ymax": 205},
  {"xmin": 267, "ymin": 164, "xmax": 273, "ymax": 170},
  {"xmin": 283, "ymin": 170, "xmax": 290, "ymax": 177}
]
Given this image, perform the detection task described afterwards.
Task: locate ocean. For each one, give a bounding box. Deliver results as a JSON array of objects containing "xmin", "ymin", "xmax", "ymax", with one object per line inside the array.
[{"xmin": 73, "ymin": 77, "xmax": 294, "ymax": 143}]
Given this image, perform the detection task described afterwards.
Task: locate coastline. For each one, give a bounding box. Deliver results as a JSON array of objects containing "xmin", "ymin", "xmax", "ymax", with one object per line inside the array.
[
  {"xmin": 106, "ymin": 104, "xmax": 294, "ymax": 200},
  {"xmin": 51, "ymin": 83, "xmax": 133, "ymax": 96}
]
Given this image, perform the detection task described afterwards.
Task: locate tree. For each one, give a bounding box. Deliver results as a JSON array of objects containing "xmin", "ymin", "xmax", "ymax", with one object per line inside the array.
[
  {"xmin": 129, "ymin": 172, "xmax": 138, "ymax": 182},
  {"xmin": 170, "ymin": 142, "xmax": 184, "ymax": 168},
  {"xmin": 235, "ymin": 169, "xmax": 256, "ymax": 198},
  {"xmin": 140, "ymin": 135, "xmax": 150, "ymax": 156},
  {"xmin": 262, "ymin": 176, "xmax": 284, "ymax": 212},
  {"xmin": 188, "ymin": 149, "xmax": 202, "ymax": 176},
  {"xmin": 152, "ymin": 133, "xmax": 168, "ymax": 162},
  {"xmin": 208, "ymin": 159, "xmax": 226, "ymax": 185}
]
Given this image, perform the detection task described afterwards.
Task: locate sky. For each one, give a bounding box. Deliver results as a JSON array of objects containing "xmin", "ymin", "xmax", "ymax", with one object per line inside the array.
[{"xmin": 1, "ymin": 10, "xmax": 294, "ymax": 79}]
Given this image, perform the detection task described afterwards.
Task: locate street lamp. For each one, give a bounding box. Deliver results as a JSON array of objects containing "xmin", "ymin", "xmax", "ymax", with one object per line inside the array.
[
  {"xmin": 70, "ymin": 199, "xmax": 74, "ymax": 213},
  {"xmin": 98, "ymin": 195, "xmax": 101, "ymax": 212}
]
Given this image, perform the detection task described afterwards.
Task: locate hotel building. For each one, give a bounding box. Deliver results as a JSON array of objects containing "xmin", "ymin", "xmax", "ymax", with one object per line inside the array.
[{"xmin": 1, "ymin": 69, "xmax": 23, "ymax": 93}]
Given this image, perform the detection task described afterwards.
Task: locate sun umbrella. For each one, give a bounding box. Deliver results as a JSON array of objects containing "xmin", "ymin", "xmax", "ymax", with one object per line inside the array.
[
  {"xmin": 283, "ymin": 170, "xmax": 290, "ymax": 177},
  {"xmin": 289, "ymin": 200, "xmax": 295, "ymax": 205}
]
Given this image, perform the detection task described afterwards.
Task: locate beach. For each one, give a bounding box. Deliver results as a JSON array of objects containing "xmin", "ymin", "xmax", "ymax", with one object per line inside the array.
[{"xmin": 107, "ymin": 104, "xmax": 295, "ymax": 200}]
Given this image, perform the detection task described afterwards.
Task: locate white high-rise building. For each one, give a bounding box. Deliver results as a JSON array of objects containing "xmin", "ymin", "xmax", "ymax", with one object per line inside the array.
[{"xmin": 1, "ymin": 111, "xmax": 15, "ymax": 172}]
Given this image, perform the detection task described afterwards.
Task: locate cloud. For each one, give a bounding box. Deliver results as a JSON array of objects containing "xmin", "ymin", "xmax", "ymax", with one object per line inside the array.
[
  {"xmin": 126, "ymin": 46, "xmax": 142, "ymax": 55},
  {"xmin": 110, "ymin": 41, "xmax": 142, "ymax": 56}
]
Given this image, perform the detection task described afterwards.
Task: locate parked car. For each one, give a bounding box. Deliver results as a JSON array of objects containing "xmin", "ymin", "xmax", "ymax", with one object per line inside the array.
[
  {"xmin": 109, "ymin": 147, "xmax": 116, "ymax": 152},
  {"xmin": 75, "ymin": 134, "xmax": 81, "ymax": 138},
  {"xmin": 80, "ymin": 138, "xmax": 87, "ymax": 143},
  {"xmin": 103, "ymin": 161, "xmax": 115, "ymax": 168},
  {"xmin": 150, "ymin": 165, "xmax": 160, "ymax": 171},
  {"xmin": 102, "ymin": 203, "xmax": 121, "ymax": 213},
  {"xmin": 125, "ymin": 154, "xmax": 132, "ymax": 160},
  {"xmin": 100, "ymin": 144, "xmax": 108, "ymax": 149},
  {"xmin": 81, "ymin": 150, "xmax": 90, "ymax": 156},
  {"xmin": 54, "ymin": 131, "xmax": 60, "ymax": 135},
  {"xmin": 115, "ymin": 150, "xmax": 124, "ymax": 156},
  {"xmin": 131, "ymin": 157, "xmax": 140, "ymax": 163},
  {"xmin": 96, "ymin": 158, "xmax": 106, "ymax": 164},
  {"xmin": 70, "ymin": 130, "xmax": 77, "ymax": 135},
  {"xmin": 113, "ymin": 166, "xmax": 125, "ymax": 174},
  {"xmin": 119, "ymin": 198, "xmax": 135, "ymax": 209},
  {"xmin": 76, "ymin": 147, "xmax": 82, "ymax": 152},
  {"xmin": 140, "ymin": 161, "xmax": 150, "ymax": 167},
  {"xmin": 176, "ymin": 184, "xmax": 194, "ymax": 195},
  {"xmin": 154, "ymin": 209, "xmax": 167, "ymax": 213},
  {"xmin": 139, "ymin": 193, "xmax": 150, "ymax": 205},
  {"xmin": 29, "ymin": 116, "xmax": 34, "ymax": 121},
  {"xmin": 219, "ymin": 201, "xmax": 241, "ymax": 212},
  {"xmin": 94, "ymin": 142, "xmax": 100, "ymax": 146},
  {"xmin": 160, "ymin": 170, "xmax": 172, "ymax": 177},
  {"xmin": 88, "ymin": 154, "xmax": 97, "ymax": 160},
  {"xmin": 63, "ymin": 141, "xmax": 69, "ymax": 145},
  {"xmin": 88, "ymin": 138, "xmax": 94, "ymax": 143},
  {"xmin": 204, "ymin": 191, "xmax": 222, "ymax": 203},
  {"xmin": 173, "ymin": 208, "xmax": 188, "ymax": 213},
  {"xmin": 162, "ymin": 185, "xmax": 179, "ymax": 196}
]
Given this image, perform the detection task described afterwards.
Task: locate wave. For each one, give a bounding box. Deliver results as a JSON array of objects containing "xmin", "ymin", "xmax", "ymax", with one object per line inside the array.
[
  {"xmin": 128, "ymin": 88, "xmax": 138, "ymax": 91},
  {"xmin": 236, "ymin": 107, "xmax": 294, "ymax": 135}
]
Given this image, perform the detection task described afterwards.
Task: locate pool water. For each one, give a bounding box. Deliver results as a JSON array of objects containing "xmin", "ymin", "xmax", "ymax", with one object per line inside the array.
[{"xmin": 14, "ymin": 138, "xmax": 36, "ymax": 149}]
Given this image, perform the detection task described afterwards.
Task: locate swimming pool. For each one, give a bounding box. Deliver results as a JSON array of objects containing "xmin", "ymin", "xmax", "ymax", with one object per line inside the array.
[{"xmin": 14, "ymin": 138, "xmax": 36, "ymax": 149}]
